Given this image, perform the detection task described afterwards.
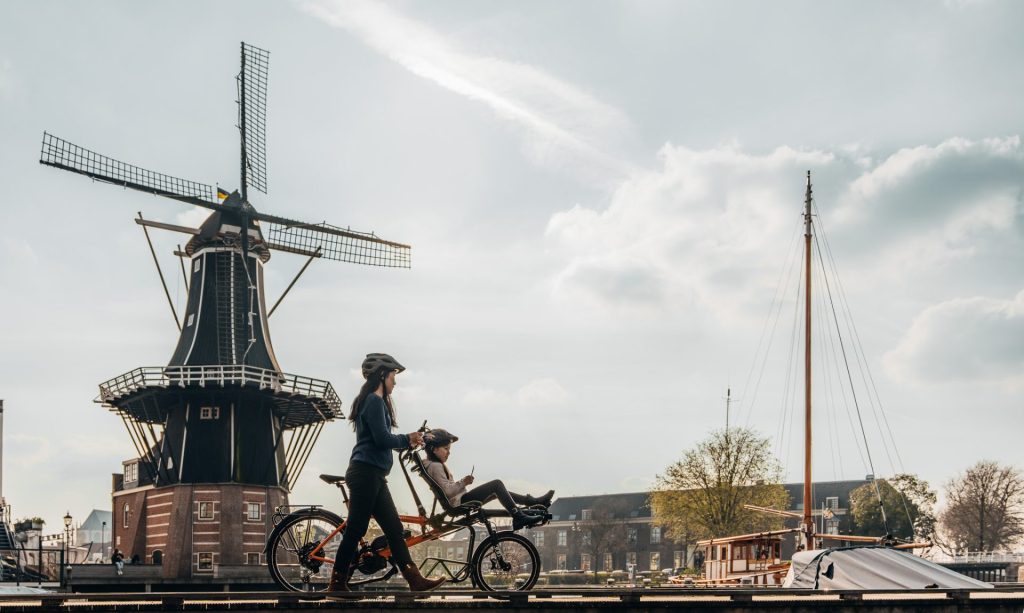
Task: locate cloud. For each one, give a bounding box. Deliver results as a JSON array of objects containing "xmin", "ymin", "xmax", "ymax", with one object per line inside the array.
[
  {"xmin": 545, "ymin": 143, "xmax": 835, "ymax": 315},
  {"xmin": 300, "ymin": 0, "xmax": 636, "ymax": 184},
  {"xmin": 838, "ymin": 136, "xmax": 1023, "ymax": 224},
  {"xmin": 174, "ymin": 205, "xmax": 212, "ymax": 229},
  {"xmin": 0, "ymin": 58, "xmax": 14, "ymax": 96},
  {"xmin": 7, "ymin": 433, "xmax": 53, "ymax": 467},
  {"xmin": 884, "ymin": 290, "xmax": 1024, "ymax": 386},
  {"xmin": 462, "ymin": 378, "xmax": 569, "ymax": 409},
  {"xmin": 515, "ymin": 378, "xmax": 569, "ymax": 407},
  {"xmin": 544, "ymin": 137, "xmax": 1024, "ymax": 319}
]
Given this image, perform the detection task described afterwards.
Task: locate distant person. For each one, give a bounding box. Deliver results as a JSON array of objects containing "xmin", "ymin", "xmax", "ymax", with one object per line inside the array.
[
  {"xmin": 111, "ymin": 549, "xmax": 124, "ymax": 575},
  {"xmin": 421, "ymin": 429, "xmax": 552, "ymax": 529},
  {"xmin": 130, "ymin": 553, "xmax": 141, "ymax": 565},
  {"xmin": 327, "ymin": 353, "xmax": 446, "ymax": 595}
]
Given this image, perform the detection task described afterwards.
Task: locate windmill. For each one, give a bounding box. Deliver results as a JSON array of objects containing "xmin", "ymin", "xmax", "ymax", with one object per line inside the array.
[{"xmin": 39, "ymin": 43, "xmax": 410, "ymax": 580}]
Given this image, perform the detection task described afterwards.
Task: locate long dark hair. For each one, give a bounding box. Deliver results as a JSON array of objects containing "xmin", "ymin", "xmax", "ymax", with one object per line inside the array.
[
  {"xmin": 349, "ymin": 366, "xmax": 398, "ymax": 430},
  {"xmin": 424, "ymin": 445, "xmax": 452, "ymax": 479}
]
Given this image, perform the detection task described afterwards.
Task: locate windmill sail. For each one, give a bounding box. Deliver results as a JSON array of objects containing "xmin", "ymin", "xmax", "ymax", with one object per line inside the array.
[
  {"xmin": 239, "ymin": 42, "xmax": 270, "ymax": 195},
  {"xmin": 260, "ymin": 215, "xmax": 411, "ymax": 267},
  {"xmin": 39, "ymin": 132, "xmax": 221, "ymax": 208}
]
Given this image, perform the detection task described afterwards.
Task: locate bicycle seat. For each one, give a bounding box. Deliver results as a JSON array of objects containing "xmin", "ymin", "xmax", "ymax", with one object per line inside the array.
[{"xmin": 319, "ymin": 474, "xmax": 346, "ymax": 484}]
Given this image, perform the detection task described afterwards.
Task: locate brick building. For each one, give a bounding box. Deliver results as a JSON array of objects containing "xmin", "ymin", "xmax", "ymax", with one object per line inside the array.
[{"xmin": 527, "ymin": 479, "xmax": 869, "ymax": 574}]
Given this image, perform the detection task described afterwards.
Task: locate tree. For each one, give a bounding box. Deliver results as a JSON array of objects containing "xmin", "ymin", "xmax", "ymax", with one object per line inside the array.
[
  {"xmin": 576, "ymin": 498, "xmax": 630, "ymax": 583},
  {"xmin": 849, "ymin": 474, "xmax": 936, "ymax": 541},
  {"xmin": 651, "ymin": 428, "xmax": 788, "ymax": 541},
  {"xmin": 940, "ymin": 461, "xmax": 1024, "ymax": 552}
]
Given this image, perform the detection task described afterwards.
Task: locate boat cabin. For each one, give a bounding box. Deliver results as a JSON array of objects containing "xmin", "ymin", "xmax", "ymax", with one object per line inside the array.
[{"xmin": 697, "ymin": 528, "xmax": 798, "ymax": 585}]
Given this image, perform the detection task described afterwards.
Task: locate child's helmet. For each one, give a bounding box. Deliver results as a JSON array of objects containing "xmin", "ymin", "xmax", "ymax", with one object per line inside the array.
[{"xmin": 424, "ymin": 429, "xmax": 459, "ymax": 448}]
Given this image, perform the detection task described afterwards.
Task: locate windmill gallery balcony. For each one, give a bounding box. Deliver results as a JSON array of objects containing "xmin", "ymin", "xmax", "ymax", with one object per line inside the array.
[{"xmin": 97, "ymin": 365, "xmax": 342, "ymax": 429}]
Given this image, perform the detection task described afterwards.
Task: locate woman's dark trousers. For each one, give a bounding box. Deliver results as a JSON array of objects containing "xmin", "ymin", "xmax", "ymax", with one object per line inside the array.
[{"xmin": 335, "ymin": 461, "xmax": 414, "ymax": 575}]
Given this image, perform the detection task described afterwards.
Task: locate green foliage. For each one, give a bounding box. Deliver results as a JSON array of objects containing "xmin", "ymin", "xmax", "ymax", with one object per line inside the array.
[
  {"xmin": 13, "ymin": 517, "xmax": 44, "ymax": 533},
  {"xmin": 651, "ymin": 428, "xmax": 788, "ymax": 540},
  {"xmin": 849, "ymin": 474, "xmax": 936, "ymax": 541}
]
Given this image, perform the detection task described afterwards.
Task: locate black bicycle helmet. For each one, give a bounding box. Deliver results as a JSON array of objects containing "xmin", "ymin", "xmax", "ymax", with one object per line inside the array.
[
  {"xmin": 424, "ymin": 429, "xmax": 459, "ymax": 448},
  {"xmin": 361, "ymin": 353, "xmax": 406, "ymax": 379}
]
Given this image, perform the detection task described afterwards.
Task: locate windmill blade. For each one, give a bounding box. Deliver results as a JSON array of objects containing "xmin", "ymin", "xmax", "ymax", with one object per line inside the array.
[
  {"xmin": 257, "ymin": 212, "xmax": 411, "ymax": 268},
  {"xmin": 239, "ymin": 42, "xmax": 270, "ymax": 195},
  {"xmin": 39, "ymin": 132, "xmax": 224, "ymax": 210}
]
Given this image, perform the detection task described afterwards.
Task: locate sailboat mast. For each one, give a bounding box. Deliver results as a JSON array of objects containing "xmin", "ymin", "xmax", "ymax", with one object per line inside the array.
[{"xmin": 802, "ymin": 171, "xmax": 814, "ymax": 549}]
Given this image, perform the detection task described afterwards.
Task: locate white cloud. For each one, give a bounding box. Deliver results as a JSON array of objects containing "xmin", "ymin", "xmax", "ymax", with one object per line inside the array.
[
  {"xmin": 8, "ymin": 433, "xmax": 53, "ymax": 467},
  {"xmin": 836, "ymin": 136, "xmax": 1023, "ymax": 225},
  {"xmin": 544, "ymin": 137, "xmax": 1024, "ymax": 321},
  {"xmin": 515, "ymin": 378, "xmax": 569, "ymax": 407},
  {"xmin": 545, "ymin": 143, "xmax": 834, "ymax": 316},
  {"xmin": 884, "ymin": 290, "xmax": 1024, "ymax": 386},
  {"xmin": 300, "ymin": 0, "xmax": 636, "ymax": 184},
  {"xmin": 462, "ymin": 378, "xmax": 569, "ymax": 409},
  {"xmin": 1, "ymin": 237, "xmax": 39, "ymax": 267},
  {"xmin": 174, "ymin": 205, "xmax": 211, "ymax": 230},
  {"xmin": 462, "ymin": 387, "xmax": 512, "ymax": 410},
  {"xmin": 0, "ymin": 58, "xmax": 14, "ymax": 96}
]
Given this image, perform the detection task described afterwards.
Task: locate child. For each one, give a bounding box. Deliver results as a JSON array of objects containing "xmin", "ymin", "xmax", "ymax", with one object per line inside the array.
[{"xmin": 422, "ymin": 429, "xmax": 554, "ymax": 530}]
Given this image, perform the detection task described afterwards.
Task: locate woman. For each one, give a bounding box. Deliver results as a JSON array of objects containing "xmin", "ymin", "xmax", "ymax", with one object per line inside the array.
[
  {"xmin": 327, "ymin": 353, "xmax": 446, "ymax": 593},
  {"xmin": 422, "ymin": 429, "xmax": 554, "ymax": 529},
  {"xmin": 111, "ymin": 548, "xmax": 125, "ymax": 575}
]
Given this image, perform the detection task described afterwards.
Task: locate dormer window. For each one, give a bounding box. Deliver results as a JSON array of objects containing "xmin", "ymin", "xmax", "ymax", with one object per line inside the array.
[{"xmin": 200, "ymin": 406, "xmax": 220, "ymax": 420}]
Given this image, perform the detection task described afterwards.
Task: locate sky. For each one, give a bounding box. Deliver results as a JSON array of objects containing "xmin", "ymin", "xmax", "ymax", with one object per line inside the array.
[{"xmin": 0, "ymin": 0, "xmax": 1022, "ymax": 534}]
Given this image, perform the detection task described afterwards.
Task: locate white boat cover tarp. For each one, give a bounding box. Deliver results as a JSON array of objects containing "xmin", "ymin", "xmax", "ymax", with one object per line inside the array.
[{"xmin": 782, "ymin": 547, "xmax": 992, "ymax": 589}]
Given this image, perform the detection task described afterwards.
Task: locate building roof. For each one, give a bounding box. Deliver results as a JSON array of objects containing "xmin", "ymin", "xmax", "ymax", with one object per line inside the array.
[
  {"xmin": 78, "ymin": 509, "xmax": 112, "ymax": 531},
  {"xmin": 547, "ymin": 479, "xmax": 871, "ymax": 523},
  {"xmin": 548, "ymin": 492, "xmax": 651, "ymax": 522}
]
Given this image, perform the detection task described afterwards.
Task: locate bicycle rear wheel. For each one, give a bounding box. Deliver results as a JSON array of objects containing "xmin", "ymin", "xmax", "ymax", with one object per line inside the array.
[
  {"xmin": 267, "ymin": 511, "xmax": 343, "ymax": 592},
  {"xmin": 471, "ymin": 532, "xmax": 540, "ymax": 591}
]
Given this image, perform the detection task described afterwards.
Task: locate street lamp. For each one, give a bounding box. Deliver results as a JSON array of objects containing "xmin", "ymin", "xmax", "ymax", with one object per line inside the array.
[{"xmin": 63, "ymin": 512, "xmax": 73, "ymax": 585}]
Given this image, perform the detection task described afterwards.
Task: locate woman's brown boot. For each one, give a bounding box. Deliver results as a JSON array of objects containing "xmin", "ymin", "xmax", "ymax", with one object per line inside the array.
[
  {"xmin": 400, "ymin": 563, "xmax": 446, "ymax": 591},
  {"xmin": 326, "ymin": 565, "xmax": 355, "ymax": 597}
]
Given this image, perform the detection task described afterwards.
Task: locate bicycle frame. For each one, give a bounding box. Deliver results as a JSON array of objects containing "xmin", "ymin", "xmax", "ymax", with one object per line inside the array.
[
  {"xmin": 278, "ymin": 454, "xmax": 509, "ymax": 585},
  {"xmin": 268, "ymin": 423, "xmax": 549, "ymax": 591}
]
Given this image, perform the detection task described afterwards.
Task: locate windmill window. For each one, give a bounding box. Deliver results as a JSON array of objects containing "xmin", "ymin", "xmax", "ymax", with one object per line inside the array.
[
  {"xmin": 246, "ymin": 552, "xmax": 260, "ymax": 565},
  {"xmin": 198, "ymin": 502, "xmax": 214, "ymax": 520},
  {"xmin": 247, "ymin": 503, "xmax": 261, "ymax": 521},
  {"xmin": 186, "ymin": 313, "xmax": 195, "ymax": 327},
  {"xmin": 200, "ymin": 406, "xmax": 220, "ymax": 420},
  {"xmin": 124, "ymin": 463, "xmax": 138, "ymax": 483},
  {"xmin": 193, "ymin": 259, "xmax": 201, "ymax": 273},
  {"xmin": 123, "ymin": 503, "xmax": 130, "ymax": 528},
  {"xmin": 197, "ymin": 552, "xmax": 213, "ymax": 571}
]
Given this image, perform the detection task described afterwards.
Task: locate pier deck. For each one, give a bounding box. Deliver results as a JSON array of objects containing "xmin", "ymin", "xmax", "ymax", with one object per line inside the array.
[{"xmin": 0, "ymin": 587, "xmax": 1021, "ymax": 612}]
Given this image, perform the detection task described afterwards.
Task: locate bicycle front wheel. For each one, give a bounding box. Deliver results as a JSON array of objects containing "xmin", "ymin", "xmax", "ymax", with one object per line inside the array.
[
  {"xmin": 267, "ymin": 510, "xmax": 343, "ymax": 592},
  {"xmin": 471, "ymin": 532, "xmax": 540, "ymax": 591}
]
